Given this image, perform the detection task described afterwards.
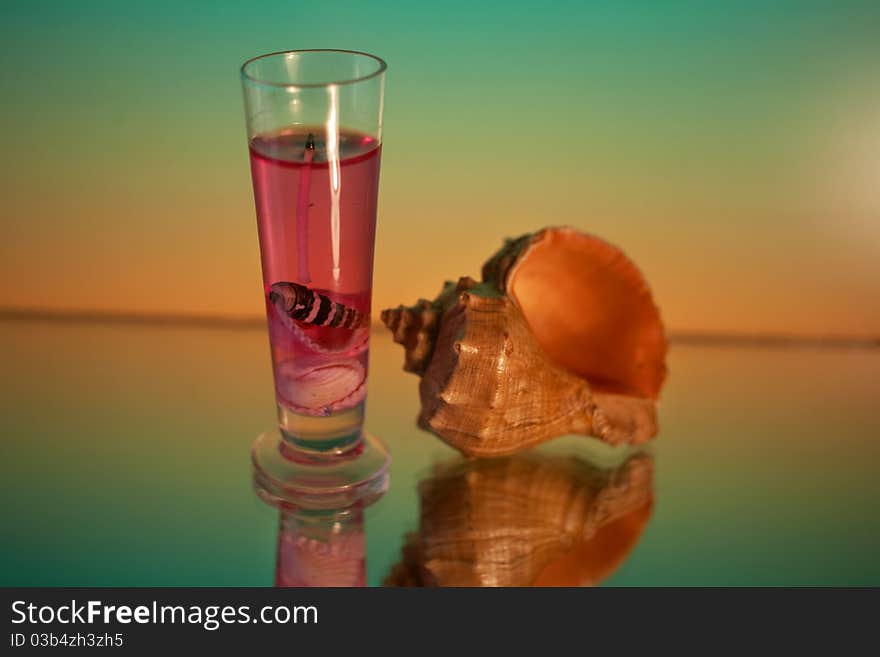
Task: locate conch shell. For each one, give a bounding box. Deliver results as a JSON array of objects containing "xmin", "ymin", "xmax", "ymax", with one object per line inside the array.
[
  {"xmin": 384, "ymin": 450, "xmax": 654, "ymax": 587},
  {"xmin": 381, "ymin": 227, "xmax": 667, "ymax": 457}
]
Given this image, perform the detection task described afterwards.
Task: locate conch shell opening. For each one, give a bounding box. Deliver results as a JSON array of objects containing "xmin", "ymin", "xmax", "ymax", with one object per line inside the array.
[
  {"xmin": 381, "ymin": 227, "xmax": 667, "ymax": 457},
  {"xmin": 483, "ymin": 228, "xmax": 666, "ymax": 399}
]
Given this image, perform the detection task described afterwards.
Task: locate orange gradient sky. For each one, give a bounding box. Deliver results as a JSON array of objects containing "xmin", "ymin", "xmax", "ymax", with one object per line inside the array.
[{"xmin": 2, "ymin": 1, "xmax": 879, "ymax": 336}]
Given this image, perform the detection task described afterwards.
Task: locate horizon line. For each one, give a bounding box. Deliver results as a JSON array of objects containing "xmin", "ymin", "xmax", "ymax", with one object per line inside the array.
[{"xmin": 0, "ymin": 306, "xmax": 877, "ymax": 349}]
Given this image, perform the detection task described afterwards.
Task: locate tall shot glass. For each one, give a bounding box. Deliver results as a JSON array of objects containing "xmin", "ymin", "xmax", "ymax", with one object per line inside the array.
[{"xmin": 241, "ymin": 50, "xmax": 390, "ymax": 508}]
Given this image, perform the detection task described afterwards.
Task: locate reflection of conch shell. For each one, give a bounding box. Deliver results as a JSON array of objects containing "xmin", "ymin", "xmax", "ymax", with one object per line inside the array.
[
  {"xmin": 381, "ymin": 227, "xmax": 667, "ymax": 457},
  {"xmin": 385, "ymin": 451, "xmax": 654, "ymax": 587}
]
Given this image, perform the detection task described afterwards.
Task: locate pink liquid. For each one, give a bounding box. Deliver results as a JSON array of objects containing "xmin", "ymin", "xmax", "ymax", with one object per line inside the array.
[{"xmin": 249, "ymin": 128, "xmax": 381, "ymax": 428}]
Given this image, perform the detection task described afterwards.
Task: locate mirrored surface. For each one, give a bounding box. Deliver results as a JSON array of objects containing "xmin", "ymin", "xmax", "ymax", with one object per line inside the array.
[{"xmin": 1, "ymin": 318, "xmax": 878, "ymax": 585}]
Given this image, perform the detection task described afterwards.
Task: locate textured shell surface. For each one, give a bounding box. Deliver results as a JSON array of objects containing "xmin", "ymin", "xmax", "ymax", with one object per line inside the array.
[{"xmin": 381, "ymin": 226, "xmax": 667, "ymax": 457}]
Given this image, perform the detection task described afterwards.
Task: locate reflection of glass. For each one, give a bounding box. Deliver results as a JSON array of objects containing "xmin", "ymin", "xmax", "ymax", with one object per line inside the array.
[
  {"xmin": 241, "ymin": 50, "xmax": 390, "ymax": 507},
  {"xmin": 259, "ymin": 477, "xmax": 385, "ymax": 587},
  {"xmin": 275, "ymin": 508, "xmax": 366, "ymax": 587},
  {"xmin": 385, "ymin": 451, "xmax": 654, "ymax": 587}
]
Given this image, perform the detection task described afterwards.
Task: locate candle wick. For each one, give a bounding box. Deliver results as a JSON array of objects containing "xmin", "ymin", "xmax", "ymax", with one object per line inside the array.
[{"xmin": 295, "ymin": 133, "xmax": 316, "ymax": 284}]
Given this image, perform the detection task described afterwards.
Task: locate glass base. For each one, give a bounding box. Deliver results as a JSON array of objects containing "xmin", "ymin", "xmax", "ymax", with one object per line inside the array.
[
  {"xmin": 277, "ymin": 401, "xmax": 365, "ymax": 454},
  {"xmin": 252, "ymin": 429, "xmax": 390, "ymax": 511}
]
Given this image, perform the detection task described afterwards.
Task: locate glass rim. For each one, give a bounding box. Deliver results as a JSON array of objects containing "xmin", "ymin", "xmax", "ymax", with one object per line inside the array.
[{"xmin": 240, "ymin": 49, "xmax": 387, "ymax": 89}]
